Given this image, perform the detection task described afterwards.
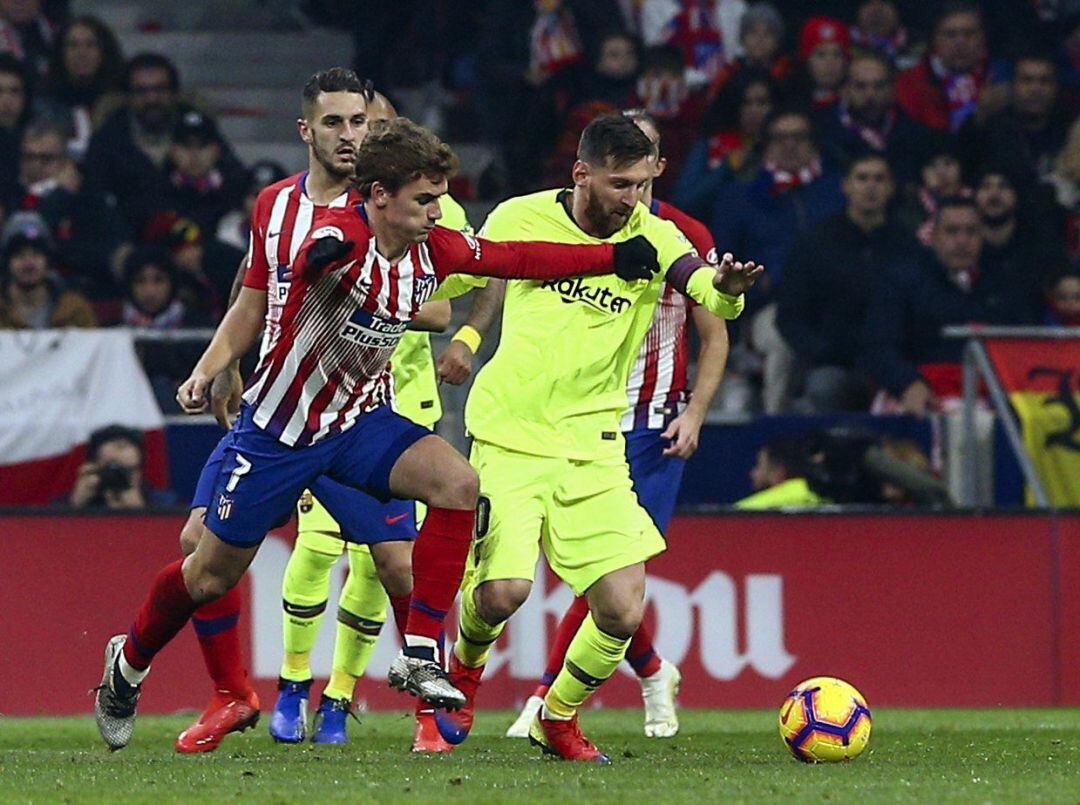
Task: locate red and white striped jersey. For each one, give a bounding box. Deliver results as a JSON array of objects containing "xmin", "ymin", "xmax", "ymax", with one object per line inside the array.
[
  {"xmin": 242, "ymin": 204, "xmax": 619, "ymax": 447},
  {"xmin": 243, "ymin": 172, "xmax": 362, "ymax": 360},
  {"xmin": 622, "ymin": 199, "xmax": 717, "ymax": 432}
]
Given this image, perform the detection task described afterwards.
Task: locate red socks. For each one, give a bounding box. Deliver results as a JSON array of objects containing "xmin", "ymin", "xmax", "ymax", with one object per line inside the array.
[
  {"xmin": 123, "ymin": 559, "xmax": 199, "ymax": 671},
  {"xmin": 405, "ymin": 506, "xmax": 475, "ymax": 650},
  {"xmin": 389, "ymin": 593, "xmax": 410, "ymax": 641},
  {"xmin": 533, "ymin": 595, "xmax": 661, "ymax": 696},
  {"xmin": 191, "ymin": 583, "xmax": 252, "ymax": 698},
  {"xmin": 626, "ymin": 620, "xmax": 662, "ymax": 678}
]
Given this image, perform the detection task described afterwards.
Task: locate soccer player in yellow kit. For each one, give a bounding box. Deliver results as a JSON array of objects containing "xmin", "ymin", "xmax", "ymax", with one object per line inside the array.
[{"xmin": 436, "ymin": 114, "xmax": 762, "ymax": 762}]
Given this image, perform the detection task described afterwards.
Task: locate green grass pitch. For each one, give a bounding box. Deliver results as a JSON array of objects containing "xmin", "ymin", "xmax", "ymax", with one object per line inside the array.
[{"xmin": 2, "ymin": 708, "xmax": 1078, "ymax": 803}]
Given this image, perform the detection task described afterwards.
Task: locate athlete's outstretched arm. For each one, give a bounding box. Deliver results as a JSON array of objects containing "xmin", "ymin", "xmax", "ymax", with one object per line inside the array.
[
  {"xmin": 431, "ymin": 228, "xmax": 658, "ymax": 282},
  {"xmin": 177, "ymin": 286, "xmax": 268, "ymax": 414},
  {"xmin": 662, "ymin": 306, "xmax": 729, "ymax": 458},
  {"xmin": 665, "ymin": 251, "xmax": 763, "ymax": 319},
  {"xmin": 436, "ymin": 279, "xmax": 506, "ymax": 385}
]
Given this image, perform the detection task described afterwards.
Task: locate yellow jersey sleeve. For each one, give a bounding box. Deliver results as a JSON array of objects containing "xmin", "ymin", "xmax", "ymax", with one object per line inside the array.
[{"xmin": 643, "ymin": 215, "xmax": 744, "ymax": 320}]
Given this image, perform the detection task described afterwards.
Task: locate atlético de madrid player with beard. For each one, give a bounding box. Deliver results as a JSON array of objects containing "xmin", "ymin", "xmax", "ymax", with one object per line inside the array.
[{"xmin": 93, "ymin": 114, "xmax": 661, "ymax": 751}]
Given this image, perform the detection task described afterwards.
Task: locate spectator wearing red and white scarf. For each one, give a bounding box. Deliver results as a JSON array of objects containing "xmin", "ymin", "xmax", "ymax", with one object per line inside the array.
[
  {"xmin": 812, "ymin": 52, "xmax": 930, "ymax": 188},
  {"xmin": 850, "ymin": 0, "xmax": 921, "ymax": 72},
  {"xmin": 710, "ymin": 110, "xmax": 844, "ymax": 412},
  {"xmin": 896, "ymin": 1, "xmax": 1009, "ymax": 133},
  {"xmin": 673, "ymin": 66, "xmax": 777, "ymax": 220}
]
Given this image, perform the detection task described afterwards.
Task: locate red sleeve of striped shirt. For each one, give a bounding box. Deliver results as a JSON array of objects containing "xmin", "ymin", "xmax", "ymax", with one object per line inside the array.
[
  {"xmin": 426, "ymin": 225, "xmax": 615, "ymax": 281},
  {"xmin": 243, "ymin": 187, "xmax": 274, "ymax": 290}
]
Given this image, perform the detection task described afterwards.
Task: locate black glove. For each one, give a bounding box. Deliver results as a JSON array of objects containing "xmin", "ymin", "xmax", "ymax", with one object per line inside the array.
[
  {"xmin": 613, "ymin": 235, "xmax": 659, "ymax": 281},
  {"xmin": 307, "ymin": 236, "xmax": 354, "ymax": 272}
]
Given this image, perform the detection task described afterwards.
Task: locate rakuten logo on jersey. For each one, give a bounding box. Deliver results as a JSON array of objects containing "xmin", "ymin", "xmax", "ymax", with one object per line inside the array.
[
  {"xmin": 339, "ymin": 307, "xmax": 408, "ymax": 348},
  {"xmin": 540, "ymin": 277, "xmax": 633, "ymax": 314}
]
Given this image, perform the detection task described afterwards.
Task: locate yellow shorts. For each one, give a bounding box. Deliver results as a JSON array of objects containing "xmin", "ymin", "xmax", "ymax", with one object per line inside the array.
[{"xmin": 466, "ymin": 440, "xmax": 665, "ymax": 596}]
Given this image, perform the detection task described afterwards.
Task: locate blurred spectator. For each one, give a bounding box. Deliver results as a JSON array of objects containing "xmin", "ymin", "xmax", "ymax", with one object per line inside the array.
[
  {"xmin": 960, "ymin": 52, "xmax": 1069, "ymax": 186},
  {"xmin": 16, "ymin": 117, "xmax": 129, "ymax": 296},
  {"xmin": 712, "ymin": 110, "xmax": 843, "ymax": 413},
  {"xmin": 162, "ymin": 109, "xmax": 246, "ymax": 234},
  {"xmin": 860, "ymin": 198, "xmax": 1034, "ymax": 417},
  {"xmin": 476, "ymin": 0, "xmax": 621, "ymax": 191},
  {"xmin": 849, "ymin": 0, "xmax": 922, "ymax": 71},
  {"xmin": 674, "ymin": 66, "xmax": 777, "ymax": 220},
  {"xmin": 1045, "ymin": 266, "xmax": 1080, "ymax": 326},
  {"xmin": 38, "ymin": 15, "xmax": 125, "ymax": 161},
  {"xmin": 777, "ymin": 153, "xmax": 911, "ymax": 413},
  {"xmin": 635, "ymin": 0, "xmax": 729, "ymax": 89},
  {"xmin": 67, "ymin": 425, "xmax": 176, "ymax": 510},
  {"xmin": 895, "ymin": 1, "xmax": 1009, "ymax": 133},
  {"xmin": 0, "ymin": 0, "xmax": 55, "ymax": 78},
  {"xmin": 896, "ymin": 135, "xmax": 969, "ymax": 245},
  {"xmin": 141, "ymin": 211, "xmax": 227, "ymax": 319},
  {"xmin": 813, "ymin": 52, "xmax": 928, "ymax": 187},
  {"xmin": 705, "ymin": 3, "xmax": 791, "ymax": 102},
  {"xmin": 712, "ymin": 109, "xmax": 843, "ymax": 295},
  {"xmin": 974, "ymin": 166, "xmax": 1061, "ymax": 325},
  {"xmin": 634, "ymin": 44, "xmax": 701, "ymax": 196},
  {"xmin": 787, "ymin": 16, "xmax": 850, "ymax": 112},
  {"xmin": 216, "ymin": 159, "xmax": 287, "ymax": 253},
  {"xmin": 734, "ymin": 435, "xmax": 822, "ymax": 508},
  {"xmin": 0, "ymin": 210, "xmax": 95, "ymax": 328},
  {"xmin": 83, "ymin": 53, "xmax": 241, "ymax": 232},
  {"xmin": 576, "ymin": 30, "xmax": 641, "ymax": 108},
  {"xmin": 120, "ymin": 245, "xmax": 209, "ymax": 329},
  {"xmin": 0, "ymin": 53, "xmax": 28, "ymax": 203}
]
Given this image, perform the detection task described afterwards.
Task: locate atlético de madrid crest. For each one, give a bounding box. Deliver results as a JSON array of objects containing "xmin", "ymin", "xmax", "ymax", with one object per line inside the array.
[{"xmin": 217, "ymin": 494, "xmax": 233, "ymax": 520}]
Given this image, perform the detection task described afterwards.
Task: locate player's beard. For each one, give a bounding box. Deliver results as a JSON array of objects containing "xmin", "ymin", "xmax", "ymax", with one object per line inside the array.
[
  {"xmin": 311, "ymin": 137, "xmax": 355, "ymax": 180},
  {"xmin": 583, "ymin": 190, "xmax": 632, "ymax": 239}
]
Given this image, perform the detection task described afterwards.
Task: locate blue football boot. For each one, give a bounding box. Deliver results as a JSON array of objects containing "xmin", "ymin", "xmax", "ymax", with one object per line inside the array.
[
  {"xmin": 269, "ymin": 678, "xmax": 312, "ymax": 743},
  {"xmin": 311, "ymin": 695, "xmax": 353, "ymax": 744}
]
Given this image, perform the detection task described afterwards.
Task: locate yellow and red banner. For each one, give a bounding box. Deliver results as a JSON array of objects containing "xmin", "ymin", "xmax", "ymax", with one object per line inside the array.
[{"xmin": 984, "ymin": 338, "xmax": 1080, "ymax": 507}]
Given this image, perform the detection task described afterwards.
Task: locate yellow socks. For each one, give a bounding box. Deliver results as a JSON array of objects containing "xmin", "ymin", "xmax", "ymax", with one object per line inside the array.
[
  {"xmin": 323, "ymin": 545, "xmax": 388, "ymax": 701},
  {"xmin": 544, "ymin": 613, "xmax": 629, "ymax": 719},
  {"xmin": 279, "ymin": 531, "xmax": 342, "ymax": 681},
  {"xmin": 453, "ymin": 582, "xmax": 504, "ymax": 668}
]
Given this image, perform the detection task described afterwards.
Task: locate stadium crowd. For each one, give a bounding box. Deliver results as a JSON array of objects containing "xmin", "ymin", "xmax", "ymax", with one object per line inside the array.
[{"xmin": 1, "ymin": 0, "xmax": 1079, "ymax": 422}]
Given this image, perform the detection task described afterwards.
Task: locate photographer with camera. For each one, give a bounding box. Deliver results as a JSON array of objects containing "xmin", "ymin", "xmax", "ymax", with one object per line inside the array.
[{"xmin": 68, "ymin": 425, "xmax": 176, "ymax": 510}]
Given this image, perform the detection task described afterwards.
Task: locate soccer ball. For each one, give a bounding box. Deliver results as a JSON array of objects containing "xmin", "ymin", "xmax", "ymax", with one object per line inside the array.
[{"xmin": 778, "ymin": 676, "xmax": 872, "ymax": 763}]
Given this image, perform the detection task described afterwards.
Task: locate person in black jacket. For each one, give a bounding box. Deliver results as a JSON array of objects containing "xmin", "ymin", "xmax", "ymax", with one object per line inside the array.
[
  {"xmin": 812, "ymin": 51, "xmax": 929, "ymax": 188},
  {"xmin": 859, "ymin": 196, "xmax": 1038, "ymax": 416},
  {"xmin": 81, "ymin": 53, "xmax": 242, "ymax": 233},
  {"xmin": 777, "ymin": 152, "xmax": 914, "ymax": 412}
]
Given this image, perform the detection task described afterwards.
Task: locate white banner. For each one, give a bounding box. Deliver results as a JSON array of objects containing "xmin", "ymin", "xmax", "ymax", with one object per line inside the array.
[{"xmin": 0, "ymin": 330, "xmax": 163, "ymax": 465}]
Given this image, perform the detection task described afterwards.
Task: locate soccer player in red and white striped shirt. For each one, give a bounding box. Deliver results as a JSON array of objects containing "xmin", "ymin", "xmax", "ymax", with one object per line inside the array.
[
  {"xmin": 94, "ymin": 116, "xmax": 660, "ymax": 751},
  {"xmin": 171, "ymin": 68, "xmax": 373, "ymax": 754}
]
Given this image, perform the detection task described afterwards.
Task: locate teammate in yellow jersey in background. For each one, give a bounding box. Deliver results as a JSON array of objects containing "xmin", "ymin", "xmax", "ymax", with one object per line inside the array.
[
  {"xmin": 270, "ymin": 94, "xmax": 469, "ymax": 752},
  {"xmin": 435, "ymin": 113, "xmax": 762, "ymax": 762}
]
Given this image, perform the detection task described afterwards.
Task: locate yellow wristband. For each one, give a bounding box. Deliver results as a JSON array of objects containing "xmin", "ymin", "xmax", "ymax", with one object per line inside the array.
[{"xmin": 452, "ymin": 325, "xmax": 482, "ymax": 353}]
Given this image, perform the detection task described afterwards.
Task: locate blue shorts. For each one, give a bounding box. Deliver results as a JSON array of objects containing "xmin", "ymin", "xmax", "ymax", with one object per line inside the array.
[
  {"xmin": 202, "ymin": 404, "xmax": 429, "ymax": 547},
  {"xmin": 625, "ymin": 427, "xmax": 686, "ymax": 534},
  {"xmin": 307, "ymin": 476, "xmax": 417, "ymax": 544},
  {"xmin": 194, "ymin": 431, "xmax": 417, "ymax": 544}
]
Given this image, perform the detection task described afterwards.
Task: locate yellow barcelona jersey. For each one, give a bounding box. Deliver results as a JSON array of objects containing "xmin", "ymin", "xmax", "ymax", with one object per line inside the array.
[{"xmin": 464, "ymin": 188, "xmax": 743, "ymax": 460}]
